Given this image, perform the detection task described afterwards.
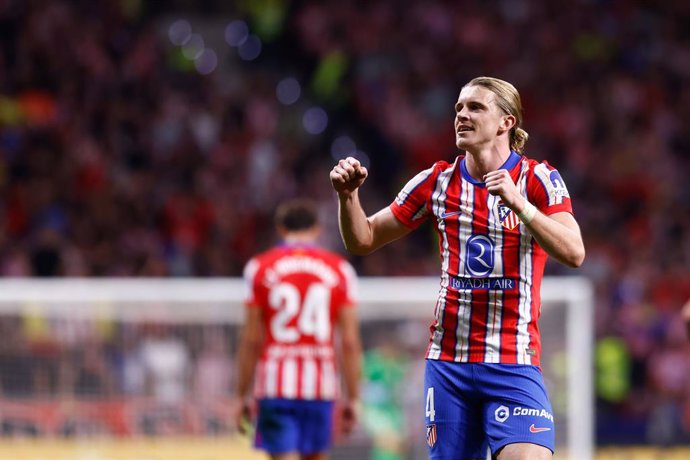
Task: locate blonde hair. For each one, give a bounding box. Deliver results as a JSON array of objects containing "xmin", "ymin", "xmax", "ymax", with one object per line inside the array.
[{"xmin": 465, "ymin": 76, "xmax": 529, "ymax": 153}]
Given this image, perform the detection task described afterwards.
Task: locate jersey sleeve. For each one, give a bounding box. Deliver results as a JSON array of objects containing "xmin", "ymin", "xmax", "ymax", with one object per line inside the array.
[
  {"xmin": 337, "ymin": 259, "xmax": 358, "ymax": 307},
  {"xmin": 528, "ymin": 162, "xmax": 573, "ymax": 216},
  {"xmin": 389, "ymin": 163, "xmax": 441, "ymax": 229},
  {"xmin": 242, "ymin": 257, "xmax": 261, "ymax": 308}
]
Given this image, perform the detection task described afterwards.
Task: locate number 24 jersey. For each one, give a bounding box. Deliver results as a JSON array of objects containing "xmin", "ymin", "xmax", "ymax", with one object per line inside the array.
[{"xmin": 243, "ymin": 244, "xmax": 357, "ymax": 401}]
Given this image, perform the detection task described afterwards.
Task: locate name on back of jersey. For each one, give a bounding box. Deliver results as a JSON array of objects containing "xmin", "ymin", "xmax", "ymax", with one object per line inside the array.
[{"xmin": 264, "ymin": 255, "xmax": 338, "ymax": 286}]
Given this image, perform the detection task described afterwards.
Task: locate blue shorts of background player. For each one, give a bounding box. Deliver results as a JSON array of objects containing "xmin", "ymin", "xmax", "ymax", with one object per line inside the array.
[
  {"xmin": 424, "ymin": 361, "xmax": 555, "ymax": 460},
  {"xmin": 255, "ymin": 399, "xmax": 335, "ymax": 456}
]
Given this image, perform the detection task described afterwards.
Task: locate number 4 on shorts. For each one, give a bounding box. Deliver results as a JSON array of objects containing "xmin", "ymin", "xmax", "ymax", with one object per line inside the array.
[{"xmin": 425, "ymin": 387, "xmax": 435, "ymax": 422}]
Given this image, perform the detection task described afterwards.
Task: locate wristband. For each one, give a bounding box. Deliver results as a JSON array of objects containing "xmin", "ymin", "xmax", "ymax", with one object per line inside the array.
[{"xmin": 518, "ymin": 200, "xmax": 537, "ymax": 224}]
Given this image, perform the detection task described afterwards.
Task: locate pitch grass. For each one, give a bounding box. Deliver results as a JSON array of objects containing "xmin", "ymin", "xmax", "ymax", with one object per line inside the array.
[{"xmin": 0, "ymin": 436, "xmax": 268, "ymax": 460}]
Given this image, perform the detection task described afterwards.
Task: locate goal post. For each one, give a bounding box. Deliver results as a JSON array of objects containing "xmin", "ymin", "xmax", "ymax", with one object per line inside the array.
[{"xmin": 0, "ymin": 276, "xmax": 593, "ymax": 460}]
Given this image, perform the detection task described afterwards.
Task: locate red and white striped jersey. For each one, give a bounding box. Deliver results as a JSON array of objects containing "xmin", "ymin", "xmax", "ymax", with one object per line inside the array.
[
  {"xmin": 390, "ymin": 151, "xmax": 573, "ymax": 366},
  {"xmin": 243, "ymin": 244, "xmax": 357, "ymax": 400}
]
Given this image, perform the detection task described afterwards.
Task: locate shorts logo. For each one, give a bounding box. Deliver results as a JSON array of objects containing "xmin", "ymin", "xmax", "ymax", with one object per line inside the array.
[
  {"xmin": 530, "ymin": 424, "xmax": 551, "ymax": 433},
  {"xmin": 426, "ymin": 424, "xmax": 437, "ymax": 447},
  {"xmin": 495, "ymin": 405, "xmax": 509, "ymax": 423},
  {"xmin": 513, "ymin": 406, "xmax": 554, "ymax": 422}
]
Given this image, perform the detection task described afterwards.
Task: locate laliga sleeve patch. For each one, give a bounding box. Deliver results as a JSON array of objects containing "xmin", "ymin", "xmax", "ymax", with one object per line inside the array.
[{"xmin": 548, "ymin": 170, "xmax": 569, "ymax": 198}]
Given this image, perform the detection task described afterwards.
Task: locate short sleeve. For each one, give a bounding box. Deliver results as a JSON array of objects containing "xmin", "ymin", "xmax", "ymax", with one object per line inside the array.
[
  {"xmin": 242, "ymin": 258, "xmax": 260, "ymax": 307},
  {"xmin": 389, "ymin": 164, "xmax": 440, "ymax": 228},
  {"xmin": 338, "ymin": 259, "xmax": 358, "ymax": 306},
  {"xmin": 528, "ymin": 162, "xmax": 573, "ymax": 216}
]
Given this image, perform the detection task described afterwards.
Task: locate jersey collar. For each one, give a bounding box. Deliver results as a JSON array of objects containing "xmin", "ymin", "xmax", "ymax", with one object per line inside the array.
[{"xmin": 460, "ymin": 150, "xmax": 521, "ymax": 187}]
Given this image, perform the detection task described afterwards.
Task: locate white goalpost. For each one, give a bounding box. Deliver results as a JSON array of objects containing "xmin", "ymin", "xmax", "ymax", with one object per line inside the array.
[{"xmin": 0, "ymin": 276, "xmax": 593, "ymax": 460}]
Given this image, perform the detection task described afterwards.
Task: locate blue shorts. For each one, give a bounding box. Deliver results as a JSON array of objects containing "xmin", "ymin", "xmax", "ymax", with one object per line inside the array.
[
  {"xmin": 424, "ymin": 361, "xmax": 555, "ymax": 460},
  {"xmin": 255, "ymin": 399, "xmax": 334, "ymax": 455}
]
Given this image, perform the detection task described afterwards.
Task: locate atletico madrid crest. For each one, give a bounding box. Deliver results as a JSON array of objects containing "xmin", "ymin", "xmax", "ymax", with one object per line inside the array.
[
  {"xmin": 426, "ymin": 424, "xmax": 437, "ymax": 447},
  {"xmin": 497, "ymin": 201, "xmax": 520, "ymax": 230}
]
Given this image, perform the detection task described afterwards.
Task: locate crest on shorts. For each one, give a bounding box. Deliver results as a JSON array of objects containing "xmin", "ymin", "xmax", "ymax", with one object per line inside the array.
[
  {"xmin": 426, "ymin": 424, "xmax": 437, "ymax": 447},
  {"xmin": 497, "ymin": 201, "xmax": 520, "ymax": 230}
]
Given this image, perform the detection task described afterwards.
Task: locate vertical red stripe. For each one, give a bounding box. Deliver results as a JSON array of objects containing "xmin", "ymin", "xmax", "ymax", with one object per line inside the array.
[
  {"xmin": 275, "ymin": 361, "xmax": 283, "ymax": 398},
  {"xmin": 314, "ymin": 360, "xmax": 322, "ymax": 400},
  {"xmin": 526, "ymin": 241, "xmax": 548, "ymax": 366},
  {"xmin": 499, "ymin": 221, "xmax": 521, "ymax": 364},
  {"xmin": 467, "ymin": 187, "xmax": 489, "ymax": 362}
]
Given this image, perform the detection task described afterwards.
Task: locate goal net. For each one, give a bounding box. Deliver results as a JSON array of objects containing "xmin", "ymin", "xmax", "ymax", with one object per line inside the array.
[{"xmin": 0, "ymin": 277, "xmax": 592, "ymax": 460}]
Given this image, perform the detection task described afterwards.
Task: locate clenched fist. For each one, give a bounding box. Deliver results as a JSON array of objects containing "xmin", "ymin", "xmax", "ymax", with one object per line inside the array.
[{"xmin": 330, "ymin": 157, "xmax": 368, "ymax": 196}]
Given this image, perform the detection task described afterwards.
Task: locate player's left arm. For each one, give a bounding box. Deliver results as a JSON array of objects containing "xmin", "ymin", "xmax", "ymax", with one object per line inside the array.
[
  {"xmin": 485, "ymin": 169, "xmax": 585, "ymax": 268},
  {"xmin": 337, "ymin": 304, "xmax": 362, "ymax": 434},
  {"xmin": 520, "ymin": 210, "xmax": 585, "ymax": 268}
]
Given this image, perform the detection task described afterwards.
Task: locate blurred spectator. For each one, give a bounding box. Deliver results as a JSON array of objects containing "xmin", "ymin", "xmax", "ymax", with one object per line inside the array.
[
  {"xmin": 137, "ymin": 323, "xmax": 191, "ymax": 404},
  {"xmin": 192, "ymin": 327, "xmax": 233, "ymax": 404},
  {"xmin": 0, "ymin": 318, "xmax": 34, "ymax": 397}
]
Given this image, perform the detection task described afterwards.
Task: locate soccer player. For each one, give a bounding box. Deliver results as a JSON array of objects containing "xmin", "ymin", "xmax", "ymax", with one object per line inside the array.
[
  {"xmin": 330, "ymin": 76, "xmax": 585, "ymax": 460},
  {"xmin": 233, "ymin": 199, "xmax": 362, "ymax": 460}
]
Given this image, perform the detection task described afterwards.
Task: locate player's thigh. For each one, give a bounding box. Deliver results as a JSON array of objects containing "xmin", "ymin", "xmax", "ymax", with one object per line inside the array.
[
  {"xmin": 424, "ymin": 360, "xmax": 488, "ymax": 460},
  {"xmin": 480, "ymin": 365, "xmax": 555, "ymax": 456},
  {"xmin": 298, "ymin": 401, "xmax": 334, "ymax": 455},
  {"xmin": 256, "ymin": 399, "xmax": 300, "ymax": 455},
  {"xmin": 495, "ymin": 442, "xmax": 551, "ymax": 460}
]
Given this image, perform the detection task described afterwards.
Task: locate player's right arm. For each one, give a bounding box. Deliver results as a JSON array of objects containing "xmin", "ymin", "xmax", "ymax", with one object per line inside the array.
[
  {"xmin": 330, "ymin": 157, "xmax": 412, "ymax": 255},
  {"xmin": 233, "ymin": 305, "xmax": 263, "ymax": 433}
]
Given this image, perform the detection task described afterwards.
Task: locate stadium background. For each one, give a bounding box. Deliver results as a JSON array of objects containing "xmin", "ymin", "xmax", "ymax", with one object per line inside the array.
[{"xmin": 0, "ymin": 0, "xmax": 688, "ymax": 458}]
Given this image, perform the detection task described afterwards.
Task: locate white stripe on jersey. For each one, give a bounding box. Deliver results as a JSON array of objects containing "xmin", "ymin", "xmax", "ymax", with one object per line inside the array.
[
  {"xmin": 282, "ymin": 359, "xmax": 297, "ymax": 398},
  {"xmin": 395, "ymin": 166, "xmax": 435, "ymax": 207},
  {"xmin": 517, "ymin": 226, "xmax": 534, "ymax": 365},
  {"xmin": 517, "ymin": 160, "xmax": 534, "ymax": 364},
  {"xmin": 517, "ymin": 247, "xmax": 534, "ymax": 363},
  {"xmin": 454, "ymin": 177, "xmax": 474, "ymax": 363},
  {"xmin": 320, "ymin": 361, "xmax": 336, "ymax": 399},
  {"xmin": 265, "ymin": 359, "xmax": 278, "ymax": 398},
  {"xmin": 428, "ymin": 162, "xmax": 456, "ymax": 360},
  {"xmin": 484, "ymin": 193, "xmax": 504, "ymax": 363},
  {"xmin": 302, "ymin": 359, "xmax": 316, "ymax": 400}
]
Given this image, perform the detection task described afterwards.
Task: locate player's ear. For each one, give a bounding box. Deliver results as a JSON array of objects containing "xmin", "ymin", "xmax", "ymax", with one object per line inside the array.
[{"xmin": 498, "ymin": 114, "xmax": 516, "ymax": 135}]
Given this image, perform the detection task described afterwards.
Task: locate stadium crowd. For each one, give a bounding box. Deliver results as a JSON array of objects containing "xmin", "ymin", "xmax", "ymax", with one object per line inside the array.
[{"xmin": 0, "ymin": 0, "xmax": 689, "ymax": 447}]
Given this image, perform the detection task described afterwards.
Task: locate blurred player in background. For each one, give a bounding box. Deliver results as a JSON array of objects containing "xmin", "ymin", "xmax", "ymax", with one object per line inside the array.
[
  {"xmin": 233, "ymin": 199, "xmax": 362, "ymax": 460},
  {"xmin": 330, "ymin": 76, "xmax": 585, "ymax": 460}
]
